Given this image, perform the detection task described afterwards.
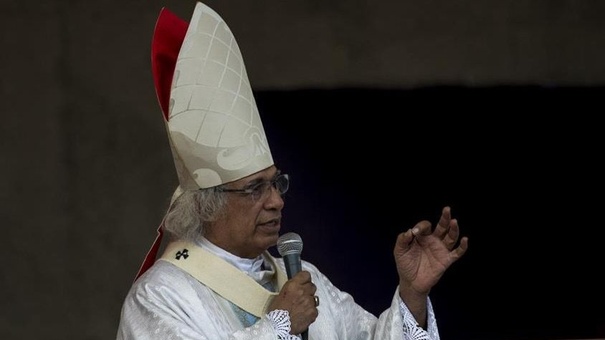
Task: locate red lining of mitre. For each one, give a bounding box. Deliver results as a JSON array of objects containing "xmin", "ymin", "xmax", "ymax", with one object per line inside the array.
[
  {"xmin": 134, "ymin": 7, "xmax": 188, "ymax": 281},
  {"xmin": 151, "ymin": 7, "xmax": 188, "ymax": 120}
]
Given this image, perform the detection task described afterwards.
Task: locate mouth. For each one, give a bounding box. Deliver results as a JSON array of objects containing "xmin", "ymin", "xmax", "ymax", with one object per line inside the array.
[{"xmin": 258, "ymin": 217, "xmax": 281, "ymax": 231}]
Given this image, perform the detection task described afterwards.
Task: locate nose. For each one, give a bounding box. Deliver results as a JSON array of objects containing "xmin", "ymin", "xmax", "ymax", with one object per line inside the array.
[{"xmin": 264, "ymin": 185, "xmax": 285, "ymax": 209}]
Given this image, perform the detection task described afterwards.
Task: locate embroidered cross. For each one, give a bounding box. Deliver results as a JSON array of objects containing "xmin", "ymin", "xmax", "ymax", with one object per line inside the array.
[{"xmin": 175, "ymin": 249, "xmax": 189, "ymax": 260}]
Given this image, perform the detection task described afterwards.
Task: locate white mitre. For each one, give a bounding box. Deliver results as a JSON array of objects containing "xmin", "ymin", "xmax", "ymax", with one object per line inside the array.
[
  {"xmin": 167, "ymin": 2, "xmax": 273, "ymax": 198},
  {"xmin": 137, "ymin": 1, "xmax": 274, "ymax": 279}
]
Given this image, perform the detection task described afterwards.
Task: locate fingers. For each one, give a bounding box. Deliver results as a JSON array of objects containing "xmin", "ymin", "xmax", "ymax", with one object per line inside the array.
[
  {"xmin": 433, "ymin": 206, "xmax": 452, "ymax": 239},
  {"xmin": 270, "ymin": 271, "xmax": 317, "ymax": 309},
  {"xmin": 433, "ymin": 206, "xmax": 463, "ymax": 250},
  {"xmin": 395, "ymin": 229, "xmax": 413, "ymax": 249},
  {"xmin": 292, "ymin": 270, "xmax": 317, "ymax": 297},
  {"xmin": 291, "ymin": 271, "xmax": 313, "ymax": 285},
  {"xmin": 277, "ymin": 271, "xmax": 319, "ymax": 334},
  {"xmin": 411, "ymin": 220, "xmax": 433, "ymax": 237},
  {"xmin": 443, "ymin": 218, "xmax": 460, "ymax": 250},
  {"xmin": 398, "ymin": 207, "xmax": 466, "ymax": 254},
  {"xmin": 289, "ymin": 272, "xmax": 317, "ymax": 299},
  {"xmin": 274, "ymin": 272, "xmax": 316, "ymax": 302},
  {"xmin": 401, "ymin": 206, "xmax": 455, "ymax": 244},
  {"xmin": 396, "ymin": 220, "xmax": 431, "ymax": 249},
  {"xmin": 451, "ymin": 236, "xmax": 469, "ymax": 261}
]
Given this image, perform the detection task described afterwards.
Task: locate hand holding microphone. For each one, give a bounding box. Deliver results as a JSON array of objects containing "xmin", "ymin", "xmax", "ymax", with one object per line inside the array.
[{"xmin": 269, "ymin": 232, "xmax": 318, "ymax": 339}]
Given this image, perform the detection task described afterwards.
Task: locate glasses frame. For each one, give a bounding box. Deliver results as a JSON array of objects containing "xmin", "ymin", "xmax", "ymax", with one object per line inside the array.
[{"xmin": 219, "ymin": 173, "xmax": 289, "ymax": 201}]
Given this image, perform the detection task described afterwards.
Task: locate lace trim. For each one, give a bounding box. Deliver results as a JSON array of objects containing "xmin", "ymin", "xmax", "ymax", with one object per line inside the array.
[
  {"xmin": 399, "ymin": 301, "xmax": 430, "ymax": 340},
  {"xmin": 266, "ymin": 310, "xmax": 301, "ymax": 340}
]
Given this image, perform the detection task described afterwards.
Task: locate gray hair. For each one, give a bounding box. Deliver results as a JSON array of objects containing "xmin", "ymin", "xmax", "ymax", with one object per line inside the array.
[{"xmin": 163, "ymin": 186, "xmax": 227, "ymax": 242}]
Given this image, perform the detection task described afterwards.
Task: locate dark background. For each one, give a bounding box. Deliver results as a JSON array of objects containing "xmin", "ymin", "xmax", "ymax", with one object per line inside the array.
[
  {"xmin": 2, "ymin": 0, "xmax": 605, "ymax": 339},
  {"xmin": 257, "ymin": 87, "xmax": 605, "ymax": 340}
]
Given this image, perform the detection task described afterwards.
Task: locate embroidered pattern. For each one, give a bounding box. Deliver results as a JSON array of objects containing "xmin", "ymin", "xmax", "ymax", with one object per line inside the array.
[
  {"xmin": 400, "ymin": 300, "xmax": 431, "ymax": 340},
  {"xmin": 267, "ymin": 310, "xmax": 301, "ymax": 340},
  {"xmin": 175, "ymin": 249, "xmax": 189, "ymax": 260}
]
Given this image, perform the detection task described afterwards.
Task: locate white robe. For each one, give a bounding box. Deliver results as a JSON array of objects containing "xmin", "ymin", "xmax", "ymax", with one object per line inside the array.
[{"xmin": 117, "ymin": 250, "xmax": 440, "ymax": 340}]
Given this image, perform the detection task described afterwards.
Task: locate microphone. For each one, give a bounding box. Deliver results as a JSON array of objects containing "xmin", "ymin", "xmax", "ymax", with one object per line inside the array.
[
  {"xmin": 276, "ymin": 232, "xmax": 308, "ymax": 340},
  {"xmin": 277, "ymin": 232, "xmax": 303, "ymax": 278}
]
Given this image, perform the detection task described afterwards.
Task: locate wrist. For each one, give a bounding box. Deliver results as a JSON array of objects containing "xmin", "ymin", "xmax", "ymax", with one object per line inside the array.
[
  {"xmin": 398, "ymin": 282, "xmax": 428, "ymax": 302},
  {"xmin": 398, "ymin": 284, "xmax": 429, "ymax": 328}
]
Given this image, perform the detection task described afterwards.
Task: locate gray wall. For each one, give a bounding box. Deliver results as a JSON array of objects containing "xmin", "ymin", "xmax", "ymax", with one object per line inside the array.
[{"xmin": 1, "ymin": 0, "xmax": 604, "ymax": 339}]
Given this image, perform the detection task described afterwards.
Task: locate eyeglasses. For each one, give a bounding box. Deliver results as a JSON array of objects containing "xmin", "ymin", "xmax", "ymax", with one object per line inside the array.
[{"xmin": 220, "ymin": 173, "xmax": 290, "ymax": 201}]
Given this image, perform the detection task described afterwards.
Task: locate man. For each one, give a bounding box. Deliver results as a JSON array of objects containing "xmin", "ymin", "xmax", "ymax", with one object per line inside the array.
[{"xmin": 116, "ymin": 2, "xmax": 468, "ymax": 339}]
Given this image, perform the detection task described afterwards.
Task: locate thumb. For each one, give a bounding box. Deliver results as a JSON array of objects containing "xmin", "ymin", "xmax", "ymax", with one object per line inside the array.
[{"xmin": 395, "ymin": 229, "xmax": 414, "ymax": 253}]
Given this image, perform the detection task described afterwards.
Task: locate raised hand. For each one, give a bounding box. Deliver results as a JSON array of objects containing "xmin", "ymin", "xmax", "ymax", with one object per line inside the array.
[{"xmin": 394, "ymin": 206, "xmax": 469, "ymax": 296}]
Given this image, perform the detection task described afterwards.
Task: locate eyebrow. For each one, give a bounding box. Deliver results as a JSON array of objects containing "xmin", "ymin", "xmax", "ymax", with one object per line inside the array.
[{"xmin": 243, "ymin": 170, "xmax": 282, "ymax": 188}]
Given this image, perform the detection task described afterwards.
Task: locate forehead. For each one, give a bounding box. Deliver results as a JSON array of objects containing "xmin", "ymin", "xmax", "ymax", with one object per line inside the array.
[{"xmin": 232, "ymin": 166, "xmax": 278, "ymax": 186}]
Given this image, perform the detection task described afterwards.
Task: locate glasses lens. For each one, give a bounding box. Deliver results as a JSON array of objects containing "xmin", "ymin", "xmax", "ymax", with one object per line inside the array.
[
  {"xmin": 245, "ymin": 174, "xmax": 290, "ymax": 201},
  {"xmin": 250, "ymin": 182, "xmax": 267, "ymax": 201},
  {"xmin": 274, "ymin": 174, "xmax": 289, "ymax": 195}
]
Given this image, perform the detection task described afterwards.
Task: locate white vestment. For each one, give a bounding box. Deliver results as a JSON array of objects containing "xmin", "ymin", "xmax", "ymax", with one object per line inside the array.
[{"xmin": 117, "ymin": 241, "xmax": 440, "ymax": 340}]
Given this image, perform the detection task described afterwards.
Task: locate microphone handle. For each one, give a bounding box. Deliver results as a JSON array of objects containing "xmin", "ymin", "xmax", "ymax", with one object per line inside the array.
[
  {"xmin": 283, "ymin": 253, "xmax": 302, "ymax": 279},
  {"xmin": 282, "ymin": 254, "xmax": 307, "ymax": 339}
]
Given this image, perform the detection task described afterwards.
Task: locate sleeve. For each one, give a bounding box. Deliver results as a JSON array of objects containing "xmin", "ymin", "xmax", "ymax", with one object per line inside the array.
[
  {"xmin": 398, "ymin": 294, "xmax": 440, "ymax": 340},
  {"xmin": 266, "ymin": 310, "xmax": 302, "ymax": 340},
  {"xmin": 303, "ymin": 261, "xmax": 441, "ymax": 340}
]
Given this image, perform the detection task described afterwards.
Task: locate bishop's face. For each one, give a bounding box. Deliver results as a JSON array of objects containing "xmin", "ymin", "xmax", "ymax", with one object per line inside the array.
[{"xmin": 205, "ymin": 166, "xmax": 286, "ymax": 258}]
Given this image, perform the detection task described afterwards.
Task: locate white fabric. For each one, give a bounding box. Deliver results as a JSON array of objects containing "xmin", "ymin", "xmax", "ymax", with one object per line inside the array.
[
  {"xmin": 400, "ymin": 299, "xmax": 438, "ymax": 340},
  {"xmin": 267, "ymin": 310, "xmax": 300, "ymax": 340},
  {"xmin": 166, "ymin": 2, "xmax": 274, "ymax": 191},
  {"xmin": 196, "ymin": 237, "xmax": 266, "ymax": 281},
  {"xmin": 117, "ymin": 255, "xmax": 440, "ymax": 339}
]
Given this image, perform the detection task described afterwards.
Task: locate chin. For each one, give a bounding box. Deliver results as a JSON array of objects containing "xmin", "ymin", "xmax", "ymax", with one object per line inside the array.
[{"xmin": 258, "ymin": 234, "xmax": 279, "ymax": 252}]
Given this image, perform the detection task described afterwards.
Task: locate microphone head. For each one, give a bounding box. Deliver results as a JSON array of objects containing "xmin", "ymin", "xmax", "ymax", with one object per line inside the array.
[{"xmin": 277, "ymin": 232, "xmax": 303, "ymax": 256}]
